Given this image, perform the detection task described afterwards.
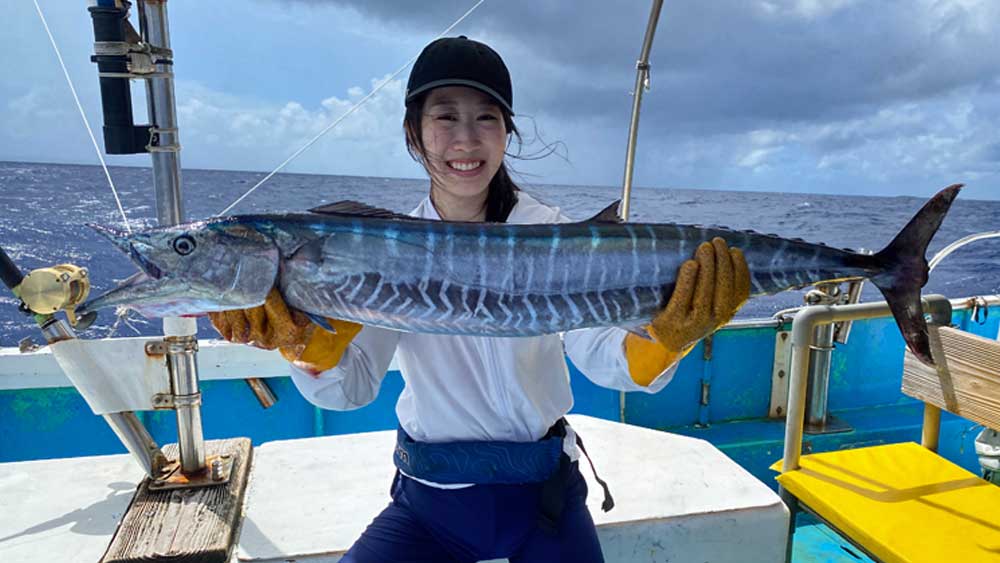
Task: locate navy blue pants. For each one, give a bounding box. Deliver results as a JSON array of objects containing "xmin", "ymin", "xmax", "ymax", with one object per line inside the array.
[{"xmin": 341, "ymin": 463, "xmax": 604, "ymax": 563}]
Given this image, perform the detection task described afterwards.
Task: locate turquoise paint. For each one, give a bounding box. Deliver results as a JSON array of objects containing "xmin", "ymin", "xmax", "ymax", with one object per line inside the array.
[
  {"xmin": 1, "ymin": 387, "xmax": 128, "ymax": 461},
  {"xmin": 320, "ymin": 371, "xmax": 404, "ymax": 436},
  {"xmin": 673, "ymin": 403, "xmax": 986, "ymax": 492},
  {"xmin": 4, "ymin": 387, "xmax": 77, "ymax": 432},
  {"xmin": 313, "ymin": 406, "xmax": 324, "ymax": 436},
  {"xmin": 566, "ymin": 359, "xmax": 626, "ymax": 421},
  {"xmin": 793, "ymin": 514, "xmax": 877, "ymax": 562}
]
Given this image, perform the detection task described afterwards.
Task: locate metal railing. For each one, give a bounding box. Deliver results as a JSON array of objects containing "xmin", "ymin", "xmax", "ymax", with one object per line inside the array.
[{"xmin": 779, "ymin": 295, "xmax": 955, "ymax": 472}]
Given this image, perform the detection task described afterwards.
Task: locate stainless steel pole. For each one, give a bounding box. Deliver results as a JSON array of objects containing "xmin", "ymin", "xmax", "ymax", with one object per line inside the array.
[
  {"xmin": 104, "ymin": 411, "xmax": 169, "ymax": 476},
  {"xmin": 619, "ymin": 0, "xmax": 665, "ymax": 423},
  {"xmin": 619, "ymin": 0, "xmax": 665, "ymax": 221},
  {"xmin": 805, "ymin": 321, "xmax": 834, "ymax": 427},
  {"xmin": 141, "ymin": 0, "xmax": 183, "ymax": 226},
  {"xmin": 165, "ymin": 330, "xmax": 205, "ymax": 474},
  {"xmin": 141, "ymin": 0, "xmax": 205, "ymax": 474},
  {"xmin": 804, "ymin": 284, "xmax": 838, "ymax": 430}
]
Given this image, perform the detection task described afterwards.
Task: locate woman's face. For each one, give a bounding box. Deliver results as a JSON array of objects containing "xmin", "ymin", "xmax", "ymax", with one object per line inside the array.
[{"xmin": 418, "ymin": 86, "xmax": 508, "ymax": 206}]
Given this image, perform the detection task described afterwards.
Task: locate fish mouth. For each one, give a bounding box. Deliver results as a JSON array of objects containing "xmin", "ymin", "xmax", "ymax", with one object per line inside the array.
[
  {"xmin": 76, "ymin": 271, "xmax": 162, "ymax": 317},
  {"xmin": 78, "ymin": 271, "xmax": 216, "ymax": 318},
  {"xmin": 88, "ymin": 224, "xmax": 164, "ymax": 280},
  {"xmin": 128, "ymin": 243, "xmax": 163, "ymax": 280},
  {"xmin": 80, "ymin": 224, "xmax": 174, "ymax": 318}
]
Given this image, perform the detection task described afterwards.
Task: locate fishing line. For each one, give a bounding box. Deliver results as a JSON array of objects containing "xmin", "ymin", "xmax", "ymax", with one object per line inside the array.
[
  {"xmin": 218, "ymin": 0, "xmax": 488, "ymax": 216},
  {"xmin": 31, "ymin": 0, "xmax": 133, "ymax": 233}
]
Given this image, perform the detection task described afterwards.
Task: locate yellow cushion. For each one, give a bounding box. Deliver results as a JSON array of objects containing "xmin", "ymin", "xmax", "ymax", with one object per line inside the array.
[{"xmin": 772, "ymin": 442, "xmax": 1000, "ymax": 563}]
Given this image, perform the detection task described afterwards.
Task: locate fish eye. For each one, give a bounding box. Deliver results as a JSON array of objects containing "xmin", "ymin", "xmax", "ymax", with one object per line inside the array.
[{"xmin": 172, "ymin": 235, "xmax": 196, "ymax": 256}]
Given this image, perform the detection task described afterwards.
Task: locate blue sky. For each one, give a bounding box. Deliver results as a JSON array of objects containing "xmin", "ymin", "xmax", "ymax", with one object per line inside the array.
[{"xmin": 2, "ymin": 0, "xmax": 999, "ymax": 200}]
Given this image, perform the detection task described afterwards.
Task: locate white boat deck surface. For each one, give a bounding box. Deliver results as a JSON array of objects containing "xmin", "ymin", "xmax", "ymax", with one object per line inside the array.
[
  {"xmin": 0, "ymin": 415, "xmax": 788, "ymax": 563},
  {"xmin": 239, "ymin": 414, "xmax": 788, "ymax": 562},
  {"xmin": 0, "ymin": 452, "xmax": 143, "ymax": 563}
]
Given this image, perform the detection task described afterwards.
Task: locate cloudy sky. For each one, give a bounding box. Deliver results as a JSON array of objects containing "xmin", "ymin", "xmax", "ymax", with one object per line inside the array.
[{"xmin": 3, "ymin": 0, "xmax": 999, "ymax": 200}]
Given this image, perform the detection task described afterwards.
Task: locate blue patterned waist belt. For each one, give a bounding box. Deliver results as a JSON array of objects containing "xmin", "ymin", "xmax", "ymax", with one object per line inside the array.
[{"xmin": 392, "ymin": 426, "xmax": 565, "ymax": 485}]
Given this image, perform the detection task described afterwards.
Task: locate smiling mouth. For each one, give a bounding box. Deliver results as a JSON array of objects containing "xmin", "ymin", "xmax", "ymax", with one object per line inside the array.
[{"xmin": 447, "ymin": 160, "xmax": 484, "ymax": 172}]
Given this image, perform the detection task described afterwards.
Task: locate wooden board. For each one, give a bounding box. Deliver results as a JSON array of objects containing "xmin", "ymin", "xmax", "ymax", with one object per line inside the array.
[
  {"xmin": 101, "ymin": 438, "xmax": 252, "ymax": 563},
  {"xmin": 903, "ymin": 326, "xmax": 1000, "ymax": 430}
]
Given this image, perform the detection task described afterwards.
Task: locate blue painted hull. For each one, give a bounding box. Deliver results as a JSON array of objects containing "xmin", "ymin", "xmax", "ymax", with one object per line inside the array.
[{"xmin": 3, "ymin": 305, "xmax": 997, "ymax": 492}]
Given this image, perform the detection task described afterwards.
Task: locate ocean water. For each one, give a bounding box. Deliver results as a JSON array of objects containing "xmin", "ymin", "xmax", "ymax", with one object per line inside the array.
[{"xmin": 1, "ymin": 160, "xmax": 997, "ymax": 347}]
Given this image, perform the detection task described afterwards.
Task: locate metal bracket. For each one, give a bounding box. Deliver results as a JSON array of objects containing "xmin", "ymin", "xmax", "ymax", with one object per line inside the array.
[
  {"xmin": 165, "ymin": 337, "xmax": 199, "ymax": 354},
  {"xmin": 94, "ymin": 40, "xmax": 172, "ymax": 78},
  {"xmin": 145, "ymin": 339, "xmax": 166, "ymax": 356},
  {"xmin": 146, "ymin": 126, "xmax": 182, "ymax": 153},
  {"xmin": 151, "ymin": 393, "xmax": 174, "ymax": 410},
  {"xmin": 968, "ymin": 296, "xmax": 990, "ymax": 325},
  {"xmin": 833, "ymin": 279, "xmax": 865, "ymax": 343},
  {"xmin": 146, "ymin": 338, "xmax": 198, "ymax": 356},
  {"xmin": 152, "ymin": 392, "xmax": 201, "ymax": 411},
  {"xmin": 769, "ymin": 330, "xmax": 792, "ymax": 418},
  {"xmin": 804, "ymin": 414, "xmax": 853, "ymax": 435},
  {"xmin": 148, "ymin": 453, "xmax": 233, "ymax": 491},
  {"xmin": 129, "ymin": 51, "xmax": 157, "ymax": 74}
]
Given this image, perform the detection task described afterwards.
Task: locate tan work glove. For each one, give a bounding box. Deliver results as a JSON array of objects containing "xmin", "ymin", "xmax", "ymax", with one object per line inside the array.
[
  {"xmin": 208, "ymin": 288, "xmax": 362, "ymax": 374},
  {"xmin": 625, "ymin": 237, "xmax": 751, "ymax": 386}
]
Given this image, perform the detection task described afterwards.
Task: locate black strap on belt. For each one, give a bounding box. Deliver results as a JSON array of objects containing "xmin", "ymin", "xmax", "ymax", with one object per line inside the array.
[
  {"xmin": 537, "ymin": 418, "xmax": 614, "ymax": 534},
  {"xmin": 575, "ymin": 430, "xmax": 615, "ymax": 512}
]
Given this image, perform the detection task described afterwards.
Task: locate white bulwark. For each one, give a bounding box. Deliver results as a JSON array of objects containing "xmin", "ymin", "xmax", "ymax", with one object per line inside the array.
[{"xmin": 0, "ymin": 415, "xmax": 788, "ymax": 563}]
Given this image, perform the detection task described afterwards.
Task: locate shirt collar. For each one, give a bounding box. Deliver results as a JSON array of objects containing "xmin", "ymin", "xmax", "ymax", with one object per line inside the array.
[{"xmin": 410, "ymin": 193, "xmax": 538, "ymax": 222}]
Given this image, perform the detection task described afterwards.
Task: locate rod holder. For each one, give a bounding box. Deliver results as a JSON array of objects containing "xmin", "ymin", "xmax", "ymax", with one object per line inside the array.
[
  {"xmin": 88, "ymin": 5, "xmax": 152, "ymax": 154},
  {"xmin": 165, "ymin": 335, "xmax": 206, "ymax": 475},
  {"xmin": 803, "ymin": 284, "xmax": 848, "ymax": 433}
]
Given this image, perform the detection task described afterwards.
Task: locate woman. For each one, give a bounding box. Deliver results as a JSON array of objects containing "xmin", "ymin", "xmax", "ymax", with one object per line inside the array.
[{"xmin": 212, "ymin": 36, "xmax": 750, "ymax": 563}]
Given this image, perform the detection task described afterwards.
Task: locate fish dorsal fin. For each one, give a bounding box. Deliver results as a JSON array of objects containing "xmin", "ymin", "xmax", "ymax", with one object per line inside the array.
[
  {"xmin": 584, "ymin": 201, "xmax": 624, "ymax": 223},
  {"xmin": 308, "ymin": 200, "xmax": 413, "ymax": 221}
]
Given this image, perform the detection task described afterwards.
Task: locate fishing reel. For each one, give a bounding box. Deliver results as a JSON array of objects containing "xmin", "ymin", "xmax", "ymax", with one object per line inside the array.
[{"xmin": 16, "ymin": 264, "xmax": 96, "ymax": 328}]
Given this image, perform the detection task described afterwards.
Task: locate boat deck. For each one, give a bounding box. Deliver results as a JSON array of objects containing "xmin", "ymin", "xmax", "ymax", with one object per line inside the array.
[{"xmin": 2, "ymin": 415, "xmax": 792, "ymax": 563}]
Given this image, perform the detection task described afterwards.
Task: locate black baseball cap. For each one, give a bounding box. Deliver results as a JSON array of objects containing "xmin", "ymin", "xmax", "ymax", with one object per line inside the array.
[{"xmin": 406, "ymin": 36, "xmax": 514, "ymax": 114}]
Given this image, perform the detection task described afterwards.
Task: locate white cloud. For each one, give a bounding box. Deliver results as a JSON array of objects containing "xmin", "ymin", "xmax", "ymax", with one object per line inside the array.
[
  {"xmin": 170, "ymin": 75, "xmax": 419, "ymax": 177},
  {"xmin": 755, "ymin": 0, "xmax": 860, "ymax": 20}
]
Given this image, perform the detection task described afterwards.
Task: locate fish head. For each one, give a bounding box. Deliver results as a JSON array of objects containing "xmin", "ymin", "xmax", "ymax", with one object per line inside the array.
[{"xmin": 79, "ymin": 219, "xmax": 280, "ymax": 318}]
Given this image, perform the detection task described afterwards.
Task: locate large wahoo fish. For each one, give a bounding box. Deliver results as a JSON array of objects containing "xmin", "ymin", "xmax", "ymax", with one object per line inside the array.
[{"xmin": 80, "ymin": 185, "xmax": 962, "ymax": 364}]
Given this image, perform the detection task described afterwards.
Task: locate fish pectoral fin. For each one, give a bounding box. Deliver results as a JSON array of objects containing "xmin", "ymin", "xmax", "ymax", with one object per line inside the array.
[
  {"xmin": 302, "ymin": 311, "xmax": 337, "ymax": 333},
  {"xmin": 581, "ymin": 201, "xmax": 624, "ymax": 224},
  {"xmin": 622, "ymin": 323, "xmax": 655, "ymax": 341},
  {"xmin": 308, "ymin": 201, "xmax": 415, "ymax": 221}
]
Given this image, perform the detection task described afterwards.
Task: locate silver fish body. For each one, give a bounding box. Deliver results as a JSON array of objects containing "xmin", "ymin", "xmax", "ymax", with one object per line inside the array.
[
  {"xmin": 80, "ymin": 185, "xmax": 963, "ymax": 363},
  {"xmin": 277, "ymin": 217, "xmax": 871, "ymax": 336}
]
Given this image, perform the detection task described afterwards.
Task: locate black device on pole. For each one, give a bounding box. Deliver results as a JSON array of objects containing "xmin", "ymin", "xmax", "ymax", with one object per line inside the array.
[{"xmin": 88, "ymin": 5, "xmax": 151, "ymax": 154}]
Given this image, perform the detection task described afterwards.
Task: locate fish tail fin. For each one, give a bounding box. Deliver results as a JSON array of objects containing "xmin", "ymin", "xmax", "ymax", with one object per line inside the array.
[{"xmin": 867, "ymin": 184, "xmax": 962, "ymax": 364}]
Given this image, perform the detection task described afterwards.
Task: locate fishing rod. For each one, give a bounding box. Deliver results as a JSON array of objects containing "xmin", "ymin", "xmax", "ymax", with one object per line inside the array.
[{"xmin": 0, "ymin": 246, "xmax": 23, "ymax": 294}]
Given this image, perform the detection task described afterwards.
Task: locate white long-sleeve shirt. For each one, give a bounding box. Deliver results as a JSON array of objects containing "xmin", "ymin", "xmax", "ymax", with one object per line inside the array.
[{"xmin": 289, "ymin": 192, "xmax": 677, "ymax": 445}]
